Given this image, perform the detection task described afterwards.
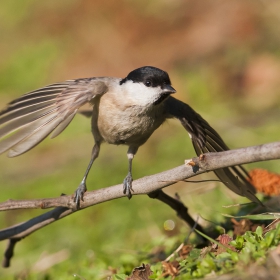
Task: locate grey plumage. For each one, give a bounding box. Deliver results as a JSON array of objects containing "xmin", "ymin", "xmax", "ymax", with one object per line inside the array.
[
  {"xmin": 0, "ymin": 66, "xmax": 260, "ymax": 205},
  {"xmin": 0, "ymin": 79, "xmax": 108, "ymax": 156},
  {"xmin": 165, "ymin": 97, "xmax": 258, "ymax": 203}
]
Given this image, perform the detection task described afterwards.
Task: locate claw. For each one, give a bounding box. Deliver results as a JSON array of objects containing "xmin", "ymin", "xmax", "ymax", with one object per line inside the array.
[
  {"xmin": 74, "ymin": 181, "xmax": 87, "ymax": 208},
  {"xmin": 123, "ymin": 173, "xmax": 133, "ymax": 199}
]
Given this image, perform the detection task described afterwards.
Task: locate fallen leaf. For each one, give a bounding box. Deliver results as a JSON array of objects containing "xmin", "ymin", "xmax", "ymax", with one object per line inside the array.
[{"xmin": 127, "ymin": 263, "xmax": 153, "ymax": 280}]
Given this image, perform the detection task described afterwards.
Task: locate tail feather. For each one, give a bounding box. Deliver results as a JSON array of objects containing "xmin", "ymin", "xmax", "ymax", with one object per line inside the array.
[{"xmin": 166, "ymin": 96, "xmax": 262, "ymax": 204}]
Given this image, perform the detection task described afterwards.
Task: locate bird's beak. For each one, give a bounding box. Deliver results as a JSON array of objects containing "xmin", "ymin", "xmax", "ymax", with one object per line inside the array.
[{"xmin": 162, "ymin": 84, "xmax": 176, "ymax": 94}]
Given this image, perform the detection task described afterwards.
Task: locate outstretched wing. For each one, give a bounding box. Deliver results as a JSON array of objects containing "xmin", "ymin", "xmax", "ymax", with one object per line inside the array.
[
  {"xmin": 165, "ymin": 96, "xmax": 261, "ymax": 204},
  {"xmin": 0, "ymin": 78, "xmax": 108, "ymax": 157}
]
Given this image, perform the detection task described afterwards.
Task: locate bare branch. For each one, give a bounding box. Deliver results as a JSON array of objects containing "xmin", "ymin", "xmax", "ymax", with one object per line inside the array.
[
  {"xmin": 0, "ymin": 141, "xmax": 279, "ymax": 266},
  {"xmin": 1, "ymin": 142, "xmax": 279, "ymax": 213},
  {"xmin": 188, "ymin": 141, "xmax": 280, "ymax": 171}
]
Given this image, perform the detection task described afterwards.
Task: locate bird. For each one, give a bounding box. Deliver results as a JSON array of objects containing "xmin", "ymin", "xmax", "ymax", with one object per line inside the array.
[{"xmin": 0, "ymin": 66, "xmax": 260, "ymax": 206}]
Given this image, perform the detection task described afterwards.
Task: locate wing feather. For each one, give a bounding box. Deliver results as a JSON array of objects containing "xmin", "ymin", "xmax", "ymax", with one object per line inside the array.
[
  {"xmin": 8, "ymin": 115, "xmax": 61, "ymax": 157},
  {"xmin": 165, "ymin": 96, "xmax": 261, "ymax": 204},
  {"xmin": 50, "ymin": 111, "xmax": 76, "ymax": 139},
  {"xmin": 0, "ymin": 78, "xmax": 108, "ymax": 156},
  {"xmin": 0, "ymin": 112, "xmax": 57, "ymax": 154}
]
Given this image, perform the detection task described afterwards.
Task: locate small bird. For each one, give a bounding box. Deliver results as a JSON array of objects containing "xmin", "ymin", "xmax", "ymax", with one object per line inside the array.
[{"xmin": 0, "ymin": 66, "xmax": 259, "ymax": 206}]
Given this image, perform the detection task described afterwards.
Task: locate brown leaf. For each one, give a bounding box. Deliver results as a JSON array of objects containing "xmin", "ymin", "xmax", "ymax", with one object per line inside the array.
[
  {"xmin": 217, "ymin": 234, "xmax": 233, "ymax": 245},
  {"xmin": 232, "ymin": 218, "xmax": 264, "ymax": 236},
  {"xmin": 215, "ymin": 234, "xmax": 236, "ymax": 254},
  {"xmin": 179, "ymin": 244, "xmax": 193, "ymax": 259},
  {"xmin": 127, "ymin": 263, "xmax": 153, "ymax": 280},
  {"xmin": 161, "ymin": 260, "xmax": 180, "ymax": 278},
  {"xmin": 249, "ymin": 168, "xmax": 280, "ymax": 196}
]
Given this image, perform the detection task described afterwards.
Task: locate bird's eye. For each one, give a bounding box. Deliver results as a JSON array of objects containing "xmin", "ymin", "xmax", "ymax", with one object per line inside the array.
[{"xmin": 145, "ymin": 80, "xmax": 151, "ymax": 87}]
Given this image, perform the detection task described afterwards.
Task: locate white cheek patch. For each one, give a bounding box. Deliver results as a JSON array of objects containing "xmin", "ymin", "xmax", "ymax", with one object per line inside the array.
[{"xmin": 122, "ymin": 81, "xmax": 162, "ymax": 106}]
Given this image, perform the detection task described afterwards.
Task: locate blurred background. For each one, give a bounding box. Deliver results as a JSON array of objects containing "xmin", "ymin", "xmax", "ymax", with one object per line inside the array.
[{"xmin": 0, "ymin": 0, "xmax": 279, "ymax": 278}]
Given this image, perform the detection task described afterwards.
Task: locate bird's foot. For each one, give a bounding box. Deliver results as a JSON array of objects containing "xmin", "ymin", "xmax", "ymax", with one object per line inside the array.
[
  {"xmin": 74, "ymin": 181, "xmax": 87, "ymax": 208},
  {"xmin": 123, "ymin": 174, "xmax": 134, "ymax": 199}
]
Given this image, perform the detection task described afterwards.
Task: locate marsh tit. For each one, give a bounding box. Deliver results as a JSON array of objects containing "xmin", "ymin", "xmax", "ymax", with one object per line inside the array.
[{"xmin": 0, "ymin": 66, "xmax": 259, "ymax": 206}]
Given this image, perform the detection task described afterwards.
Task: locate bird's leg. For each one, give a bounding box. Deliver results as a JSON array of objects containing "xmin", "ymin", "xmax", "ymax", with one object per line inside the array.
[
  {"xmin": 74, "ymin": 143, "xmax": 100, "ymax": 207},
  {"xmin": 123, "ymin": 156, "xmax": 133, "ymax": 199},
  {"xmin": 123, "ymin": 146, "xmax": 138, "ymax": 199}
]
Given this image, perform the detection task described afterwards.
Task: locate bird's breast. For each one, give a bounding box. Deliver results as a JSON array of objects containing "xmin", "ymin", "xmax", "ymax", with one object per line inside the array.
[{"xmin": 94, "ymin": 94, "xmax": 166, "ymax": 146}]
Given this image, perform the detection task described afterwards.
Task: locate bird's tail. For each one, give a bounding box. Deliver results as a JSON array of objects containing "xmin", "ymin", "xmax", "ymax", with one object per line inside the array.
[{"xmin": 166, "ymin": 96, "xmax": 262, "ymax": 205}]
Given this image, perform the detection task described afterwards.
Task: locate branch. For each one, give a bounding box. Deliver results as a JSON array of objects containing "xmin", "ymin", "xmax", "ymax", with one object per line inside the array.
[
  {"xmin": 0, "ymin": 141, "xmax": 279, "ymax": 266},
  {"xmin": 1, "ymin": 142, "xmax": 279, "ymax": 213}
]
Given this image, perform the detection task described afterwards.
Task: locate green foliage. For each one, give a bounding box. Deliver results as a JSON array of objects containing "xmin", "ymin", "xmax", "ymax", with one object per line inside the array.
[
  {"xmin": 113, "ymin": 224, "xmax": 280, "ymax": 279},
  {"xmin": 0, "ymin": 1, "xmax": 280, "ymax": 279},
  {"xmin": 107, "ymin": 224, "xmax": 280, "ymax": 279}
]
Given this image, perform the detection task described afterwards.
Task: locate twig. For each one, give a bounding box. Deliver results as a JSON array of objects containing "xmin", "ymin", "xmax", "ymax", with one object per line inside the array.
[
  {"xmin": 0, "ymin": 141, "xmax": 279, "ymax": 267},
  {"xmin": 1, "ymin": 142, "xmax": 279, "ymax": 213}
]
